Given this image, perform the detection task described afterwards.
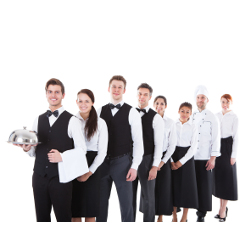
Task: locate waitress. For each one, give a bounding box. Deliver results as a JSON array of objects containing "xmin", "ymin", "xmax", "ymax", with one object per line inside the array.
[
  {"xmin": 171, "ymin": 102, "xmax": 199, "ymax": 222},
  {"xmin": 153, "ymin": 96, "xmax": 177, "ymax": 222},
  {"xmin": 71, "ymin": 89, "xmax": 108, "ymax": 222},
  {"xmin": 212, "ymin": 94, "xmax": 238, "ymax": 222}
]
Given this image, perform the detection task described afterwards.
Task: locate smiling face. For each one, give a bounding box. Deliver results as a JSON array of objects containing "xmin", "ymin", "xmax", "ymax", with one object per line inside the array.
[
  {"xmin": 108, "ymin": 80, "xmax": 126, "ymax": 103},
  {"xmin": 196, "ymin": 94, "xmax": 209, "ymax": 111},
  {"xmin": 76, "ymin": 93, "xmax": 93, "ymax": 115},
  {"xmin": 178, "ymin": 106, "xmax": 192, "ymax": 123},
  {"xmin": 137, "ymin": 88, "xmax": 152, "ymax": 109},
  {"xmin": 46, "ymin": 84, "xmax": 65, "ymax": 110},
  {"xmin": 153, "ymin": 98, "xmax": 167, "ymax": 117},
  {"xmin": 221, "ymin": 97, "xmax": 231, "ymax": 112}
]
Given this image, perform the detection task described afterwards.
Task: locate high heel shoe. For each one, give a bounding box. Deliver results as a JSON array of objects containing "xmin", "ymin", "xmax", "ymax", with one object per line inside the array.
[
  {"xmin": 214, "ymin": 214, "xmax": 220, "ymax": 219},
  {"xmin": 219, "ymin": 207, "xmax": 228, "ymax": 222}
]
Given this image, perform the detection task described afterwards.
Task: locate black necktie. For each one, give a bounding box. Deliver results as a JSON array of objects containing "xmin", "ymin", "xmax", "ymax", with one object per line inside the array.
[
  {"xmin": 109, "ymin": 103, "xmax": 121, "ymax": 109},
  {"xmin": 136, "ymin": 108, "xmax": 147, "ymax": 114},
  {"xmin": 46, "ymin": 110, "xmax": 59, "ymax": 118}
]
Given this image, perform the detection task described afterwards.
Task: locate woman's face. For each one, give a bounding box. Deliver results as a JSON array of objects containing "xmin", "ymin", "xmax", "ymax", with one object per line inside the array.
[
  {"xmin": 76, "ymin": 93, "xmax": 93, "ymax": 114},
  {"xmin": 178, "ymin": 106, "xmax": 192, "ymax": 123},
  {"xmin": 153, "ymin": 98, "xmax": 167, "ymax": 116},
  {"xmin": 221, "ymin": 97, "xmax": 231, "ymax": 112}
]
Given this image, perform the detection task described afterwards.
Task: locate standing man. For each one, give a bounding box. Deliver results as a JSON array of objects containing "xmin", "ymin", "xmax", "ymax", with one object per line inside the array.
[
  {"xmin": 192, "ymin": 85, "xmax": 220, "ymax": 222},
  {"xmin": 133, "ymin": 83, "xmax": 164, "ymax": 222},
  {"xmin": 16, "ymin": 78, "xmax": 88, "ymax": 222},
  {"xmin": 96, "ymin": 75, "xmax": 144, "ymax": 222}
]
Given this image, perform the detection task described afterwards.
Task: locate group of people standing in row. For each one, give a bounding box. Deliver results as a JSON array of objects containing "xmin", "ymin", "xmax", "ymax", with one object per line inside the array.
[{"xmin": 16, "ymin": 75, "xmax": 238, "ymax": 222}]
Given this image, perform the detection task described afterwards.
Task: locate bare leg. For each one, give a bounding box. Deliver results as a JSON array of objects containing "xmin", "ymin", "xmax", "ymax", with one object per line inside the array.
[
  {"xmin": 219, "ymin": 199, "xmax": 223, "ymax": 215},
  {"xmin": 220, "ymin": 200, "xmax": 228, "ymax": 218},
  {"xmin": 85, "ymin": 217, "xmax": 96, "ymax": 222},
  {"xmin": 181, "ymin": 208, "xmax": 188, "ymax": 222},
  {"xmin": 172, "ymin": 207, "xmax": 177, "ymax": 222},
  {"xmin": 72, "ymin": 217, "xmax": 82, "ymax": 222},
  {"xmin": 157, "ymin": 215, "xmax": 163, "ymax": 222}
]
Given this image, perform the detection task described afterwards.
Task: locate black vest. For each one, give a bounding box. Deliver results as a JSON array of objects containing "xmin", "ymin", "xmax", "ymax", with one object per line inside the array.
[
  {"xmin": 100, "ymin": 103, "xmax": 132, "ymax": 158},
  {"xmin": 141, "ymin": 108, "xmax": 157, "ymax": 156},
  {"xmin": 34, "ymin": 111, "xmax": 74, "ymax": 178}
]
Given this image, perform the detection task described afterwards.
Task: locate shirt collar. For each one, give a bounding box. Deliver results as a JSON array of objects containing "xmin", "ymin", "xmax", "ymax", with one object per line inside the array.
[
  {"xmin": 163, "ymin": 112, "xmax": 168, "ymax": 121},
  {"xmin": 76, "ymin": 111, "xmax": 89, "ymax": 121},
  {"xmin": 176, "ymin": 118, "xmax": 193, "ymax": 125}
]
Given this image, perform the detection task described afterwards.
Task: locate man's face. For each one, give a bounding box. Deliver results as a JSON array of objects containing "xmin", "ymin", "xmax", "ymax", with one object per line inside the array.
[
  {"xmin": 108, "ymin": 80, "xmax": 126, "ymax": 101},
  {"xmin": 46, "ymin": 85, "xmax": 65, "ymax": 108},
  {"xmin": 196, "ymin": 94, "xmax": 208, "ymax": 110},
  {"xmin": 137, "ymin": 88, "xmax": 151, "ymax": 108}
]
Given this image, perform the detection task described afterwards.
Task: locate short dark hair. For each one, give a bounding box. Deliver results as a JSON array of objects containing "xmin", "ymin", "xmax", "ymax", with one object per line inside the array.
[
  {"xmin": 154, "ymin": 95, "xmax": 167, "ymax": 105},
  {"xmin": 109, "ymin": 75, "xmax": 127, "ymax": 88},
  {"xmin": 137, "ymin": 83, "xmax": 153, "ymax": 96},
  {"xmin": 179, "ymin": 102, "xmax": 192, "ymax": 111},
  {"xmin": 45, "ymin": 78, "xmax": 65, "ymax": 95}
]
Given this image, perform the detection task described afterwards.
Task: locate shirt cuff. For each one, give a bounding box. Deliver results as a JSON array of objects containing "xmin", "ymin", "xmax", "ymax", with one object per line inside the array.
[
  {"xmin": 231, "ymin": 152, "xmax": 237, "ymax": 159},
  {"xmin": 211, "ymin": 151, "xmax": 221, "ymax": 157},
  {"xmin": 130, "ymin": 163, "xmax": 138, "ymax": 171},
  {"xmin": 179, "ymin": 158, "xmax": 187, "ymax": 166}
]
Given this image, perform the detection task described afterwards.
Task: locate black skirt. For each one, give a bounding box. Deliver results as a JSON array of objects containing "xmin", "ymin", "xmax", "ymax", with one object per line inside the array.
[
  {"xmin": 172, "ymin": 146, "xmax": 199, "ymax": 209},
  {"xmin": 212, "ymin": 137, "xmax": 238, "ymax": 201},
  {"xmin": 71, "ymin": 151, "xmax": 101, "ymax": 218},
  {"xmin": 155, "ymin": 157, "xmax": 173, "ymax": 216}
]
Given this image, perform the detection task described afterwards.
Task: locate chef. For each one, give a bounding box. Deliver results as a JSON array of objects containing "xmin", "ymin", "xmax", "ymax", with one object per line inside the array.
[
  {"xmin": 96, "ymin": 75, "xmax": 144, "ymax": 222},
  {"xmin": 192, "ymin": 85, "xmax": 221, "ymax": 222},
  {"xmin": 16, "ymin": 78, "xmax": 88, "ymax": 222},
  {"xmin": 132, "ymin": 83, "xmax": 164, "ymax": 222}
]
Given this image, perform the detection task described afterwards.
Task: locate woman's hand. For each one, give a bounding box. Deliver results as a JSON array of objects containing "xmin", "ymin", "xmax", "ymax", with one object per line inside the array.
[
  {"xmin": 157, "ymin": 161, "xmax": 165, "ymax": 171},
  {"xmin": 175, "ymin": 161, "xmax": 182, "ymax": 169},
  {"xmin": 77, "ymin": 171, "xmax": 93, "ymax": 182},
  {"xmin": 230, "ymin": 158, "xmax": 236, "ymax": 165},
  {"xmin": 171, "ymin": 162, "xmax": 178, "ymax": 170}
]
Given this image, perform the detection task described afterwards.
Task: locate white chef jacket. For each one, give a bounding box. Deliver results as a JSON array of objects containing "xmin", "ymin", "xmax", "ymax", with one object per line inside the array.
[
  {"xmin": 97, "ymin": 100, "xmax": 144, "ymax": 170},
  {"xmin": 216, "ymin": 111, "xmax": 239, "ymax": 158},
  {"xmin": 192, "ymin": 108, "xmax": 221, "ymax": 160},
  {"xmin": 137, "ymin": 105, "xmax": 164, "ymax": 167},
  {"xmin": 172, "ymin": 118, "xmax": 198, "ymax": 165},
  {"xmin": 27, "ymin": 106, "xmax": 89, "ymax": 183},
  {"xmin": 76, "ymin": 112, "xmax": 108, "ymax": 173},
  {"xmin": 161, "ymin": 113, "xmax": 177, "ymax": 163}
]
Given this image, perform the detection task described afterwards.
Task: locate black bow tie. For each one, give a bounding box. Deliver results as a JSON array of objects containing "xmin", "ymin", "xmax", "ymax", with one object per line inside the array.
[
  {"xmin": 109, "ymin": 103, "xmax": 121, "ymax": 109},
  {"xmin": 136, "ymin": 108, "xmax": 147, "ymax": 114},
  {"xmin": 46, "ymin": 110, "xmax": 59, "ymax": 118}
]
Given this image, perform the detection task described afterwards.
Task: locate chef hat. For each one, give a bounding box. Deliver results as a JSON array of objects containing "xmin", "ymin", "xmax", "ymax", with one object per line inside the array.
[{"xmin": 194, "ymin": 85, "xmax": 209, "ymax": 100}]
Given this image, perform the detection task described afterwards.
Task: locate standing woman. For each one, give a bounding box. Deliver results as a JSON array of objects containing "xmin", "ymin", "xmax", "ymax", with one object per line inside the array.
[
  {"xmin": 171, "ymin": 102, "xmax": 199, "ymax": 222},
  {"xmin": 212, "ymin": 94, "xmax": 238, "ymax": 222},
  {"xmin": 153, "ymin": 96, "xmax": 177, "ymax": 222},
  {"xmin": 72, "ymin": 89, "xmax": 108, "ymax": 222}
]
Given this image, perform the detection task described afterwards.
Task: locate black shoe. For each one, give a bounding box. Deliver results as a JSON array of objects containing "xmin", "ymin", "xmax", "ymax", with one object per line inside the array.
[
  {"xmin": 225, "ymin": 207, "xmax": 228, "ymax": 216},
  {"xmin": 214, "ymin": 214, "xmax": 220, "ymax": 219},
  {"xmin": 219, "ymin": 217, "xmax": 226, "ymax": 222},
  {"xmin": 197, "ymin": 216, "xmax": 205, "ymax": 222}
]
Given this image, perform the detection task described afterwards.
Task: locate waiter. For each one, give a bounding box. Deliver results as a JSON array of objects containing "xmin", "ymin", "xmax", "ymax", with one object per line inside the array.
[
  {"xmin": 133, "ymin": 83, "xmax": 164, "ymax": 222},
  {"xmin": 16, "ymin": 78, "xmax": 88, "ymax": 222},
  {"xmin": 96, "ymin": 75, "xmax": 143, "ymax": 222},
  {"xmin": 192, "ymin": 85, "xmax": 220, "ymax": 222}
]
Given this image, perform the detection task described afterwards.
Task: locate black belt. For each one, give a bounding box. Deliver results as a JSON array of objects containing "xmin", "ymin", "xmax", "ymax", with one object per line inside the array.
[{"xmin": 106, "ymin": 152, "xmax": 131, "ymax": 160}]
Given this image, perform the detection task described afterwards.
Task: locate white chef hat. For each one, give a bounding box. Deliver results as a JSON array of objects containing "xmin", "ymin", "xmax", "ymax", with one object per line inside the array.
[{"xmin": 194, "ymin": 85, "xmax": 209, "ymax": 100}]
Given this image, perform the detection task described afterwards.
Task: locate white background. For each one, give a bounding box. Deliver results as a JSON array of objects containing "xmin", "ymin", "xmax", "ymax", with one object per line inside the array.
[{"xmin": 0, "ymin": 0, "xmax": 249, "ymax": 249}]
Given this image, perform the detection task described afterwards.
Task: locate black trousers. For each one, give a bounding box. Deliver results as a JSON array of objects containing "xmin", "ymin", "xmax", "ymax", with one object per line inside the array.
[{"xmin": 32, "ymin": 172, "xmax": 72, "ymax": 222}]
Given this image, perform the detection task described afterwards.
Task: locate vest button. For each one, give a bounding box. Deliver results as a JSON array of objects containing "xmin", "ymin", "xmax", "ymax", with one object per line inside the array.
[{"xmin": 46, "ymin": 166, "xmax": 48, "ymax": 168}]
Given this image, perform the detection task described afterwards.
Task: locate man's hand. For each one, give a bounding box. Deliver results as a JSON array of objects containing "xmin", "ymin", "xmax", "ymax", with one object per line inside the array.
[
  {"xmin": 48, "ymin": 149, "xmax": 62, "ymax": 163},
  {"xmin": 126, "ymin": 168, "xmax": 137, "ymax": 182},
  {"xmin": 157, "ymin": 161, "xmax": 165, "ymax": 171},
  {"xmin": 230, "ymin": 158, "xmax": 236, "ymax": 166},
  {"xmin": 14, "ymin": 144, "xmax": 37, "ymax": 152},
  {"xmin": 148, "ymin": 166, "xmax": 158, "ymax": 181},
  {"xmin": 77, "ymin": 171, "xmax": 93, "ymax": 182},
  {"xmin": 206, "ymin": 156, "xmax": 216, "ymax": 171}
]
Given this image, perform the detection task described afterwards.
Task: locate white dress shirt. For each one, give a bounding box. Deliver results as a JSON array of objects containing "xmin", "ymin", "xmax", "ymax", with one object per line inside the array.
[
  {"xmin": 97, "ymin": 100, "xmax": 144, "ymax": 170},
  {"xmin": 27, "ymin": 106, "xmax": 89, "ymax": 183},
  {"xmin": 161, "ymin": 113, "xmax": 177, "ymax": 163},
  {"xmin": 76, "ymin": 112, "xmax": 108, "ymax": 173},
  {"xmin": 216, "ymin": 111, "xmax": 239, "ymax": 158},
  {"xmin": 192, "ymin": 108, "xmax": 221, "ymax": 160},
  {"xmin": 172, "ymin": 118, "xmax": 198, "ymax": 165},
  {"xmin": 137, "ymin": 105, "xmax": 164, "ymax": 167}
]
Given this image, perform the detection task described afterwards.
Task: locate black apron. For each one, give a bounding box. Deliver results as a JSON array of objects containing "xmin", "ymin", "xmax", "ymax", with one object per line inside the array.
[
  {"xmin": 71, "ymin": 151, "xmax": 101, "ymax": 217},
  {"xmin": 172, "ymin": 146, "xmax": 199, "ymax": 209},
  {"xmin": 212, "ymin": 136, "xmax": 238, "ymax": 200},
  {"xmin": 155, "ymin": 153, "xmax": 173, "ymax": 215}
]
